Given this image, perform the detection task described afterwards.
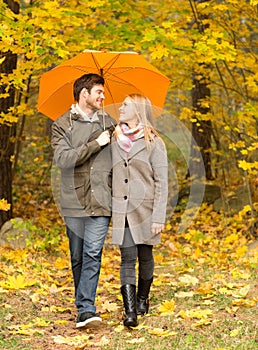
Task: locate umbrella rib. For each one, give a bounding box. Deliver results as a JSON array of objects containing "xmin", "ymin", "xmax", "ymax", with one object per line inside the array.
[
  {"xmin": 90, "ymin": 52, "xmax": 102, "ymax": 75},
  {"xmin": 102, "ymin": 54, "xmax": 122, "ymax": 75}
]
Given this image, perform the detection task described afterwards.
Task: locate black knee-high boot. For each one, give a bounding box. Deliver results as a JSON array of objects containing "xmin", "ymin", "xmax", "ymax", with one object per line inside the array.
[
  {"xmin": 137, "ymin": 277, "xmax": 153, "ymax": 315},
  {"xmin": 121, "ymin": 284, "xmax": 138, "ymax": 327}
]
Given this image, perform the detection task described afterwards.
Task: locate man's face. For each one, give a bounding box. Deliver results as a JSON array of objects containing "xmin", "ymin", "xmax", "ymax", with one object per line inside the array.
[{"xmin": 83, "ymin": 84, "xmax": 105, "ymax": 110}]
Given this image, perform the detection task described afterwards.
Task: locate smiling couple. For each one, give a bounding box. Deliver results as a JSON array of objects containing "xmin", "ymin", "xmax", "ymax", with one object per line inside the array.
[{"xmin": 51, "ymin": 73, "xmax": 168, "ymax": 329}]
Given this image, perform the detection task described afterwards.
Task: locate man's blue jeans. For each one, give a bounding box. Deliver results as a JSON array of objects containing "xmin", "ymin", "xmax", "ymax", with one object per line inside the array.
[{"xmin": 64, "ymin": 216, "xmax": 110, "ymax": 314}]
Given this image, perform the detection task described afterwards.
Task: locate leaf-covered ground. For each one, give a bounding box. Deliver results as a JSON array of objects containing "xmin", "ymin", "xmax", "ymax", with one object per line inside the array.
[{"xmin": 0, "ymin": 204, "xmax": 257, "ymax": 350}]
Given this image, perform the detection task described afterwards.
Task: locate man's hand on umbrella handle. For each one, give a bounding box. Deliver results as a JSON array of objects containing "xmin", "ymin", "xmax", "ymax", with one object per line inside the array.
[
  {"xmin": 96, "ymin": 130, "xmax": 110, "ymax": 146},
  {"xmin": 151, "ymin": 222, "xmax": 164, "ymax": 236}
]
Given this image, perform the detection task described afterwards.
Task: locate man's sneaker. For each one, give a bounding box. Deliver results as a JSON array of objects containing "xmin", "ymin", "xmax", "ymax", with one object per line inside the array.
[{"xmin": 76, "ymin": 312, "xmax": 102, "ymax": 329}]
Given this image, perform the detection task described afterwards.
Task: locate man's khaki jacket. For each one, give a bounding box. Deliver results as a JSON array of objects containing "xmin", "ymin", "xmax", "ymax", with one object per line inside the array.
[{"xmin": 51, "ymin": 109, "xmax": 116, "ymax": 217}]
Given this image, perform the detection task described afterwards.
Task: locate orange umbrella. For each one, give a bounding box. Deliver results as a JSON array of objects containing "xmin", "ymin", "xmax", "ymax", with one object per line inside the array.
[{"xmin": 37, "ymin": 50, "xmax": 170, "ymax": 120}]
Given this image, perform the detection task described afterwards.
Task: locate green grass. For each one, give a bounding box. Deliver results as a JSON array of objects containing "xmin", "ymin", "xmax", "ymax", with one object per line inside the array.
[{"xmin": 0, "ymin": 304, "xmax": 33, "ymax": 350}]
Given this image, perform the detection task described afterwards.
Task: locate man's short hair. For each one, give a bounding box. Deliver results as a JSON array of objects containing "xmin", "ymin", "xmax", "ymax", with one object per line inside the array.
[{"xmin": 73, "ymin": 73, "xmax": 105, "ymax": 102}]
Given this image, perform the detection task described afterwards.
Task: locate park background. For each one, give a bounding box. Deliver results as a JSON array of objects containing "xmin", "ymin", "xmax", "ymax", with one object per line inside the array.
[{"xmin": 0, "ymin": 1, "xmax": 257, "ymax": 349}]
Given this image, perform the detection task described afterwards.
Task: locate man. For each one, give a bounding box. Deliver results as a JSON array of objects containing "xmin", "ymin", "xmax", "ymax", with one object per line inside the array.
[{"xmin": 51, "ymin": 73, "xmax": 116, "ymax": 328}]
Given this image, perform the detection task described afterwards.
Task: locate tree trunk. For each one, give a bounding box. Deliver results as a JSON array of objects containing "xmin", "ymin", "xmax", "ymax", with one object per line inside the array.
[
  {"xmin": 190, "ymin": 74, "xmax": 213, "ymax": 180},
  {"xmin": 188, "ymin": 0, "xmax": 213, "ymax": 180},
  {"xmin": 0, "ymin": 0, "xmax": 19, "ymax": 228}
]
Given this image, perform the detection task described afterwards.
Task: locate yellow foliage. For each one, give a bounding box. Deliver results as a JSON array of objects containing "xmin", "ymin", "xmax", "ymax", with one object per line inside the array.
[
  {"xmin": 238, "ymin": 160, "xmax": 258, "ymax": 171},
  {"xmin": 0, "ymin": 199, "xmax": 11, "ymax": 211}
]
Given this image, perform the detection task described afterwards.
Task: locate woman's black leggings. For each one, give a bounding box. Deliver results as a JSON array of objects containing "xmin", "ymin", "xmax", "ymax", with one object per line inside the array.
[{"xmin": 120, "ymin": 244, "xmax": 154, "ymax": 286}]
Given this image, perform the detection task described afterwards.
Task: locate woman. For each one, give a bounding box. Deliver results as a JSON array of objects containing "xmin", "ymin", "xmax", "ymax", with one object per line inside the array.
[{"xmin": 111, "ymin": 94, "xmax": 168, "ymax": 327}]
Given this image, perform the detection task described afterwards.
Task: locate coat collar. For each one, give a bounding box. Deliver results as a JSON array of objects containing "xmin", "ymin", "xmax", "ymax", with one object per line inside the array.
[{"xmin": 114, "ymin": 138, "xmax": 147, "ymax": 160}]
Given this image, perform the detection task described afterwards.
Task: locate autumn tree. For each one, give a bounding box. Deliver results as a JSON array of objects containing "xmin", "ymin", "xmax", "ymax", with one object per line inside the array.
[
  {"xmin": 188, "ymin": 0, "xmax": 213, "ymax": 180},
  {"xmin": 0, "ymin": 0, "xmax": 257, "ymax": 227},
  {"xmin": 0, "ymin": 0, "xmax": 19, "ymax": 226}
]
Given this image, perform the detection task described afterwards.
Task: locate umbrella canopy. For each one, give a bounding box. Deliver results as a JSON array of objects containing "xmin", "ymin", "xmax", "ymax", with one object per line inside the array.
[{"xmin": 38, "ymin": 50, "xmax": 170, "ymax": 120}]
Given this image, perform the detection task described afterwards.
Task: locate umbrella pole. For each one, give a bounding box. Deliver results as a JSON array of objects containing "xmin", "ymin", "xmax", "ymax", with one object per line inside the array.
[
  {"xmin": 100, "ymin": 69, "xmax": 105, "ymax": 130},
  {"xmin": 102, "ymin": 104, "xmax": 105, "ymax": 130}
]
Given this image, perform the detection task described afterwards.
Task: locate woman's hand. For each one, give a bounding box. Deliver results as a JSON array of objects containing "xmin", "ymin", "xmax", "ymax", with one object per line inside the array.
[{"xmin": 151, "ymin": 222, "xmax": 164, "ymax": 236}]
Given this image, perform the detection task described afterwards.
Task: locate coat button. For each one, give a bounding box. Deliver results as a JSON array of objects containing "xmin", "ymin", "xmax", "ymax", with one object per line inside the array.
[
  {"xmin": 124, "ymin": 196, "xmax": 127, "ymax": 200},
  {"xmin": 124, "ymin": 179, "xmax": 128, "ymax": 183}
]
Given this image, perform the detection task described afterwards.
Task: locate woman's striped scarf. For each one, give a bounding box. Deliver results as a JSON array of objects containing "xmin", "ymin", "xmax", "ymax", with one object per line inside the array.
[{"xmin": 115, "ymin": 123, "xmax": 144, "ymax": 152}]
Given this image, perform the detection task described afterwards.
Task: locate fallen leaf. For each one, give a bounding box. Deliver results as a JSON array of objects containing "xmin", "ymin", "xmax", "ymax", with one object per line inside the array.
[
  {"xmin": 174, "ymin": 291, "xmax": 194, "ymax": 298},
  {"xmin": 230, "ymin": 328, "xmax": 240, "ymax": 337},
  {"xmin": 148, "ymin": 328, "xmax": 177, "ymax": 337},
  {"xmin": 192, "ymin": 319, "xmax": 211, "ymax": 327},
  {"xmin": 127, "ymin": 337, "xmax": 145, "ymax": 343},
  {"xmin": 102, "ymin": 300, "xmax": 119, "ymax": 312},
  {"xmin": 158, "ymin": 299, "xmax": 175, "ymax": 315},
  {"xmin": 178, "ymin": 274, "xmax": 199, "ymax": 286}
]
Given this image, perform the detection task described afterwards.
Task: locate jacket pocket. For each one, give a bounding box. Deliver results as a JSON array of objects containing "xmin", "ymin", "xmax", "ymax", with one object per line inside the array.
[
  {"xmin": 60, "ymin": 175, "xmax": 86, "ymax": 210},
  {"xmin": 90, "ymin": 170, "xmax": 112, "ymax": 211}
]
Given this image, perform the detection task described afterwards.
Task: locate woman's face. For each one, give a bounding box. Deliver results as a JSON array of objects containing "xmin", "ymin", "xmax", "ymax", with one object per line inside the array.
[{"xmin": 119, "ymin": 97, "xmax": 138, "ymax": 125}]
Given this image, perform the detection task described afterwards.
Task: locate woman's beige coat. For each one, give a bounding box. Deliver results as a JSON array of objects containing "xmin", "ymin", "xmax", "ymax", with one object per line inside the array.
[{"xmin": 111, "ymin": 136, "xmax": 168, "ymax": 246}]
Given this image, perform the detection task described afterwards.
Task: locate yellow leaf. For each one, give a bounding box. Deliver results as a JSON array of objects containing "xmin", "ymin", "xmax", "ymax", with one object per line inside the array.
[
  {"xmin": 230, "ymin": 328, "xmax": 240, "ymax": 337},
  {"xmin": 1, "ymin": 249, "xmax": 28, "ymax": 263},
  {"xmin": 178, "ymin": 274, "xmax": 199, "ymax": 286},
  {"xmin": 127, "ymin": 337, "xmax": 145, "ymax": 344},
  {"xmin": 150, "ymin": 43, "xmax": 169, "ymax": 59},
  {"xmin": 196, "ymin": 282, "xmax": 214, "ymax": 295},
  {"xmin": 49, "ymin": 305, "xmax": 72, "ymax": 313},
  {"xmin": 192, "ymin": 319, "xmax": 211, "ymax": 327},
  {"xmin": 0, "ymin": 274, "xmax": 37, "ymax": 290},
  {"xmin": 114, "ymin": 324, "xmax": 125, "ymax": 332},
  {"xmin": 29, "ymin": 293, "xmax": 40, "ymax": 303},
  {"xmin": 54, "ymin": 257, "xmax": 68, "ymax": 270},
  {"xmin": 158, "ymin": 300, "xmax": 175, "ymax": 315},
  {"xmin": 225, "ymin": 306, "xmax": 239, "ymax": 314},
  {"xmin": 174, "ymin": 291, "xmax": 194, "ymax": 298},
  {"xmin": 232, "ymin": 298, "xmax": 256, "ymax": 307},
  {"xmin": 148, "ymin": 328, "xmax": 177, "ymax": 337},
  {"xmin": 53, "ymin": 334, "xmax": 90, "ymax": 346},
  {"xmin": 202, "ymin": 300, "xmax": 215, "ymax": 305},
  {"xmin": 0, "ymin": 57, "xmax": 6, "ymax": 65},
  {"xmin": 102, "ymin": 301, "xmax": 119, "ymax": 312},
  {"xmin": 166, "ymin": 222, "xmax": 172, "ymax": 230},
  {"xmin": 238, "ymin": 160, "xmax": 258, "ymax": 171},
  {"xmin": 0, "ymin": 198, "xmax": 11, "ymax": 211},
  {"xmin": 54, "ymin": 320, "xmax": 68, "ymax": 325},
  {"xmin": 12, "ymin": 329, "xmax": 44, "ymax": 336},
  {"xmin": 219, "ymin": 288, "xmax": 233, "ymax": 296},
  {"xmin": 235, "ymin": 246, "xmax": 248, "ymax": 257},
  {"xmin": 34, "ymin": 317, "xmax": 50, "ymax": 327},
  {"xmin": 177, "ymin": 308, "xmax": 212, "ymax": 320},
  {"xmin": 232, "ymin": 285, "xmax": 250, "ymax": 298}
]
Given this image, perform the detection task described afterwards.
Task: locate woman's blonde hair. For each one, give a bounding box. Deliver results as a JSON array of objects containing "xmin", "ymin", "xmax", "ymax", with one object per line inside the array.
[{"xmin": 126, "ymin": 94, "xmax": 159, "ymax": 146}]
